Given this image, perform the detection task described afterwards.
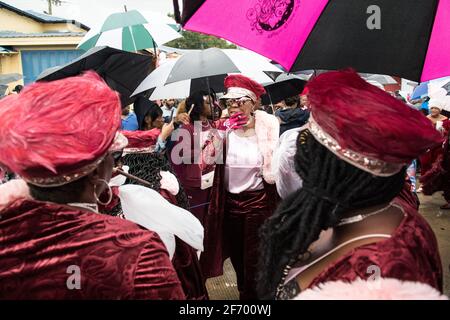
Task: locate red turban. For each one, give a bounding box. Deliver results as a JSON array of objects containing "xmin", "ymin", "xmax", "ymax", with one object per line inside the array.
[{"xmin": 0, "ymin": 71, "xmax": 124, "ymax": 186}]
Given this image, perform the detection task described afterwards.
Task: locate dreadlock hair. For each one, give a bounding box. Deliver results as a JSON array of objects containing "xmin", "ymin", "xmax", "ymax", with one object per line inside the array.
[
  {"xmin": 122, "ymin": 152, "xmax": 190, "ymax": 210},
  {"xmin": 257, "ymin": 129, "xmax": 406, "ymax": 299}
]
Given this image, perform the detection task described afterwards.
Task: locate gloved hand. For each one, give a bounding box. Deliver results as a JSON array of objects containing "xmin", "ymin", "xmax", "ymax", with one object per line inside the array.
[{"xmin": 219, "ymin": 112, "xmax": 248, "ymax": 130}]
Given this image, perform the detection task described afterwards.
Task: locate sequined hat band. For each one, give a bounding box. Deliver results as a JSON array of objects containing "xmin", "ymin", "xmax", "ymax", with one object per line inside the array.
[
  {"xmin": 307, "ymin": 115, "xmax": 404, "ymax": 177},
  {"xmin": 25, "ymin": 132, "xmax": 128, "ymax": 187}
]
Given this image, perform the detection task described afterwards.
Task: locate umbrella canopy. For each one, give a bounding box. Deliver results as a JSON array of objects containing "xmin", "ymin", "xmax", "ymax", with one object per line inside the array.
[
  {"xmin": 412, "ymin": 76, "xmax": 450, "ymax": 99},
  {"xmin": 177, "ymin": 0, "xmax": 450, "ymax": 82},
  {"xmin": 78, "ymin": 10, "xmax": 182, "ymax": 52},
  {"xmin": 262, "ymin": 73, "xmax": 307, "ymax": 105},
  {"xmin": 133, "ymin": 58, "xmax": 227, "ymax": 99},
  {"xmin": 148, "ymin": 74, "xmax": 227, "ymax": 100},
  {"xmin": 427, "ymin": 80, "xmax": 450, "ymax": 113},
  {"xmin": 133, "ymin": 48, "xmax": 283, "ymax": 99},
  {"xmin": 0, "ymin": 73, "xmax": 22, "ymax": 85},
  {"xmin": 37, "ymin": 46, "xmax": 154, "ymax": 107},
  {"xmin": 361, "ymin": 74, "xmax": 398, "ymax": 85},
  {"xmin": 442, "ymin": 82, "xmax": 450, "ymax": 96},
  {"xmin": 364, "ymin": 79, "xmax": 385, "ymax": 91},
  {"xmin": 412, "ymin": 82, "xmax": 429, "ymax": 100},
  {"xmin": 0, "ymin": 84, "xmax": 8, "ymax": 97},
  {"xmin": 164, "ymin": 48, "xmax": 282, "ymax": 84}
]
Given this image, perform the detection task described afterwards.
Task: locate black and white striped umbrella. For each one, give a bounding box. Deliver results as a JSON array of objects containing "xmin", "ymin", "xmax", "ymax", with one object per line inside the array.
[{"xmin": 132, "ymin": 48, "xmax": 283, "ymax": 99}]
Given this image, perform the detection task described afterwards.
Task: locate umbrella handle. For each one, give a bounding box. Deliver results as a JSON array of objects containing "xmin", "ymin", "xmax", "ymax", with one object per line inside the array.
[
  {"xmin": 188, "ymin": 104, "xmax": 195, "ymax": 116},
  {"xmin": 152, "ymin": 40, "xmax": 158, "ymax": 60}
]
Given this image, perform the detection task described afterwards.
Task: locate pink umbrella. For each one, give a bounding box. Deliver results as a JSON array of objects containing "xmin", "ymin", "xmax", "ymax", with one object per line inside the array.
[{"xmin": 175, "ymin": 0, "xmax": 450, "ymax": 82}]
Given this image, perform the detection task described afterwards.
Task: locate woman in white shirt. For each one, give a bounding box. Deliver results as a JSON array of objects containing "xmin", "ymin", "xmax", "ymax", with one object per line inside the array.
[{"xmin": 210, "ymin": 75, "xmax": 280, "ymax": 300}]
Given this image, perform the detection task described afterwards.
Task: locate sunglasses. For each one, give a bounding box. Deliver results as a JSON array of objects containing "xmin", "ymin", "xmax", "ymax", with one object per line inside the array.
[{"xmin": 225, "ymin": 97, "xmax": 253, "ymax": 108}]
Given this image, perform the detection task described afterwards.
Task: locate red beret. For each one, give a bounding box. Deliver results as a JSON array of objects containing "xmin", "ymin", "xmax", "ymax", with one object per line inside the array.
[
  {"xmin": 306, "ymin": 70, "xmax": 442, "ymax": 176},
  {"xmin": 222, "ymin": 74, "xmax": 266, "ymax": 100}
]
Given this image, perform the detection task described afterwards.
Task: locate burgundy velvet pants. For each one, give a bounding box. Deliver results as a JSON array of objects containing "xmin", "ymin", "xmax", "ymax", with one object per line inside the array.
[{"xmin": 224, "ymin": 189, "xmax": 274, "ymax": 300}]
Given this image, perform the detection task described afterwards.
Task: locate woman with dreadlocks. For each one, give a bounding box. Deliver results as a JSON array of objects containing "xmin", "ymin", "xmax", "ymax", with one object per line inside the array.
[{"xmin": 258, "ymin": 70, "xmax": 443, "ymax": 300}]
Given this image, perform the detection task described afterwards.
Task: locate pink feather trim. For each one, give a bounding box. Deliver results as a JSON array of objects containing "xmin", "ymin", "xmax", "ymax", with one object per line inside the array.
[
  {"xmin": 254, "ymin": 110, "xmax": 280, "ymax": 184},
  {"xmin": 0, "ymin": 179, "xmax": 31, "ymax": 211},
  {"xmin": 294, "ymin": 278, "xmax": 448, "ymax": 300},
  {"xmin": 159, "ymin": 171, "xmax": 180, "ymax": 196}
]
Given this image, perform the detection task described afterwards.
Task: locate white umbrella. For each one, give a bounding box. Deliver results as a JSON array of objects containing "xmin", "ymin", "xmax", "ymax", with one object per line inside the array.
[
  {"xmin": 365, "ymin": 74, "xmax": 398, "ymax": 85},
  {"xmin": 365, "ymin": 79, "xmax": 385, "ymax": 90}
]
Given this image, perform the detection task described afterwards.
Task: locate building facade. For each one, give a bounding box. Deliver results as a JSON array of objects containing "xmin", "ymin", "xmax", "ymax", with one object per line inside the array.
[{"xmin": 0, "ymin": 1, "xmax": 88, "ymax": 92}]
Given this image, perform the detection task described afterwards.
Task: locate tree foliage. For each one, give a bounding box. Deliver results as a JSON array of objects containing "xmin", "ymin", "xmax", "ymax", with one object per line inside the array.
[
  {"xmin": 166, "ymin": 14, "xmax": 236, "ymax": 49},
  {"xmin": 166, "ymin": 30, "xmax": 237, "ymax": 49}
]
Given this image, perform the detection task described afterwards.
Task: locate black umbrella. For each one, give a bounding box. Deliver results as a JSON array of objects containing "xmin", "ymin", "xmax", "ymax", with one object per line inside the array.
[
  {"xmin": 144, "ymin": 74, "xmax": 227, "ymax": 100},
  {"xmin": 37, "ymin": 46, "xmax": 154, "ymax": 107},
  {"xmin": 262, "ymin": 73, "xmax": 307, "ymax": 105}
]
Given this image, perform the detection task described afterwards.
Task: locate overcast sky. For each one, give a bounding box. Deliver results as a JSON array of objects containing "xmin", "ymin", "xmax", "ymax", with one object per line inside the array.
[{"xmin": 3, "ymin": 0, "xmax": 176, "ymax": 27}]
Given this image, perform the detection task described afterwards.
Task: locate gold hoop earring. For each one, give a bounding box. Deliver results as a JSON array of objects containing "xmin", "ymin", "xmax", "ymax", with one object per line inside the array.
[{"xmin": 93, "ymin": 179, "xmax": 112, "ymax": 206}]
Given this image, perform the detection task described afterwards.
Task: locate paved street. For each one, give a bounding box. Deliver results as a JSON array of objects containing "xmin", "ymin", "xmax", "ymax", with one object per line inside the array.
[
  {"xmin": 419, "ymin": 192, "xmax": 450, "ymax": 297},
  {"xmin": 206, "ymin": 192, "xmax": 450, "ymax": 299}
]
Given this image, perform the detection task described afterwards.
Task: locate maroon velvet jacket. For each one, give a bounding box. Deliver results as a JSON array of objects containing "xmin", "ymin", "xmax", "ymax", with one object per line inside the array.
[
  {"xmin": 0, "ymin": 199, "xmax": 185, "ymax": 299},
  {"xmin": 308, "ymin": 193, "xmax": 443, "ymax": 292},
  {"xmin": 422, "ymin": 119, "xmax": 450, "ymax": 199}
]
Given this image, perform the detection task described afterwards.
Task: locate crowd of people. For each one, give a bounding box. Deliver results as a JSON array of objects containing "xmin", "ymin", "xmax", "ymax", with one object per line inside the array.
[{"xmin": 0, "ymin": 69, "xmax": 448, "ymax": 300}]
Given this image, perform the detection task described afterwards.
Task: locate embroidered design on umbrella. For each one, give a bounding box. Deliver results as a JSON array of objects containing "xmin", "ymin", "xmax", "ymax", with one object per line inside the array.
[{"xmin": 247, "ymin": 0, "xmax": 296, "ymax": 33}]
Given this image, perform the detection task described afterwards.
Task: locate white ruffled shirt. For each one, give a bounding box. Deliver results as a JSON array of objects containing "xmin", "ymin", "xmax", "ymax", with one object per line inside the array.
[{"xmin": 224, "ymin": 129, "xmax": 264, "ymax": 194}]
